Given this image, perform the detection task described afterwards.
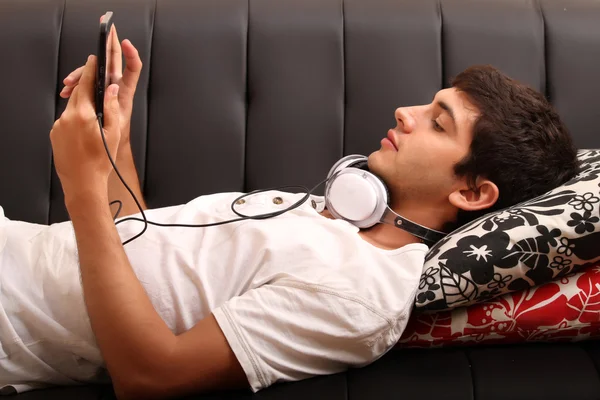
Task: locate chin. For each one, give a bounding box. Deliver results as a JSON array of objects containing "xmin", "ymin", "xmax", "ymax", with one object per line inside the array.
[
  {"xmin": 367, "ymin": 152, "xmax": 384, "ymax": 175},
  {"xmin": 366, "ymin": 151, "xmax": 377, "ymax": 168}
]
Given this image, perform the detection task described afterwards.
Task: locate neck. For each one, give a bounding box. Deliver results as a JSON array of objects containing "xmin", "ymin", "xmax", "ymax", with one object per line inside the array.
[
  {"xmin": 359, "ymin": 200, "xmax": 455, "ymax": 250},
  {"xmin": 358, "ymin": 222, "xmax": 423, "ymax": 250}
]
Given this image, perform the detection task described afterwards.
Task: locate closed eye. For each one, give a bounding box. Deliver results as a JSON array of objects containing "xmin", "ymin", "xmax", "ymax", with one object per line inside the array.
[{"xmin": 432, "ymin": 119, "xmax": 444, "ymax": 132}]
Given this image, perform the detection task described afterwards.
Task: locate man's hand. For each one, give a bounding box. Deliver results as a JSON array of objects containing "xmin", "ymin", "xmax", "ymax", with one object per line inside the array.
[
  {"xmin": 60, "ymin": 24, "xmax": 142, "ymax": 149},
  {"xmin": 60, "ymin": 21, "xmax": 147, "ymax": 217},
  {"xmin": 50, "ymin": 55, "xmax": 121, "ymax": 199}
]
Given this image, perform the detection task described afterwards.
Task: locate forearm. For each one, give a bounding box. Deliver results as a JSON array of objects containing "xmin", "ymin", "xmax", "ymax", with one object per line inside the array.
[
  {"xmin": 108, "ymin": 143, "xmax": 148, "ymax": 217},
  {"xmin": 66, "ymin": 192, "xmax": 175, "ymax": 397}
]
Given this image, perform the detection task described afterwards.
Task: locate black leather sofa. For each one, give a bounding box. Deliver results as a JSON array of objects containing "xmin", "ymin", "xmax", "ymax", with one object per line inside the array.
[{"xmin": 1, "ymin": 0, "xmax": 600, "ymax": 399}]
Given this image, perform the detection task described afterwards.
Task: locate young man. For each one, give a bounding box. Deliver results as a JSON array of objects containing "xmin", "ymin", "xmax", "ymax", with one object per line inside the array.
[{"xmin": 0, "ymin": 27, "xmax": 578, "ymax": 399}]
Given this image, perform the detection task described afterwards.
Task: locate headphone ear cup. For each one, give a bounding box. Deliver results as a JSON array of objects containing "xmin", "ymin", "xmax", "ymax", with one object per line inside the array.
[
  {"xmin": 325, "ymin": 167, "xmax": 390, "ymax": 228},
  {"xmin": 348, "ymin": 159, "xmax": 391, "ymax": 207}
]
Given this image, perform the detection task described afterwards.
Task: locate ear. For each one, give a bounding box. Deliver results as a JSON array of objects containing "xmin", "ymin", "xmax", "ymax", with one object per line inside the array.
[{"xmin": 448, "ymin": 177, "xmax": 499, "ymax": 212}]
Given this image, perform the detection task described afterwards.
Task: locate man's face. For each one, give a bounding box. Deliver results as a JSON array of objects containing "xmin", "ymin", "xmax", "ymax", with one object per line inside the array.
[{"xmin": 368, "ymin": 88, "xmax": 479, "ymax": 206}]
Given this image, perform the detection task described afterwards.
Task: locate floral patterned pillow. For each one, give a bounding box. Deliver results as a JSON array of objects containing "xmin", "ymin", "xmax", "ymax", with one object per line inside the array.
[
  {"xmin": 415, "ymin": 149, "xmax": 600, "ymax": 312},
  {"xmin": 399, "ymin": 262, "xmax": 600, "ymax": 348}
]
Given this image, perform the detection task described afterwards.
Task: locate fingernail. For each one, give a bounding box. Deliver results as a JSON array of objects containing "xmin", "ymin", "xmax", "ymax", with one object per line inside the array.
[{"xmin": 109, "ymin": 85, "xmax": 119, "ymax": 96}]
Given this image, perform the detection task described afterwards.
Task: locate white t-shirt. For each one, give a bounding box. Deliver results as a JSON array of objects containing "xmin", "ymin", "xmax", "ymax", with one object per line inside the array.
[{"xmin": 0, "ymin": 191, "xmax": 427, "ymax": 394}]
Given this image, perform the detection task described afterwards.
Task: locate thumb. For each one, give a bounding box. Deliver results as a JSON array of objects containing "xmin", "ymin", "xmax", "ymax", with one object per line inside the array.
[{"xmin": 103, "ymin": 84, "xmax": 121, "ymax": 132}]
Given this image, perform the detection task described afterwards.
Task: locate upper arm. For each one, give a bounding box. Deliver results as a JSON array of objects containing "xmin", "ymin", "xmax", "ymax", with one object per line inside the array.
[
  {"xmin": 125, "ymin": 283, "xmax": 393, "ymax": 399},
  {"xmin": 122, "ymin": 314, "xmax": 249, "ymax": 400}
]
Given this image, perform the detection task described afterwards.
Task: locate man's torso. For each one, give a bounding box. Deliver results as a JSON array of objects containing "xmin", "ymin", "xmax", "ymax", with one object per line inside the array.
[{"xmin": 0, "ymin": 191, "xmax": 427, "ymax": 393}]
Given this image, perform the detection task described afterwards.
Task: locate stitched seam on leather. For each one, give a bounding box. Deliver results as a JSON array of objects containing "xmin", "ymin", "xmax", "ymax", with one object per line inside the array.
[
  {"xmin": 48, "ymin": 0, "xmax": 68, "ymax": 224},
  {"xmin": 142, "ymin": 0, "xmax": 158, "ymax": 195},
  {"xmin": 220, "ymin": 305, "xmax": 268, "ymax": 388}
]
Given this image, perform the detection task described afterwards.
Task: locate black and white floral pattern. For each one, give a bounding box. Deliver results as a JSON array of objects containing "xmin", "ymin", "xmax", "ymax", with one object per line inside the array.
[{"xmin": 415, "ymin": 149, "xmax": 600, "ymax": 312}]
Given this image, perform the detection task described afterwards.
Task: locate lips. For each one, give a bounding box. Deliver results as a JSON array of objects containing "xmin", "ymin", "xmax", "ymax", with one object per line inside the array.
[{"xmin": 387, "ymin": 129, "xmax": 398, "ymax": 151}]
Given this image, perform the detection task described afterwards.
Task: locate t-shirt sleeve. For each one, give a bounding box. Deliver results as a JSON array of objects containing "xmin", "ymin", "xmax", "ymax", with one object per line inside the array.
[{"xmin": 212, "ymin": 281, "xmax": 402, "ymax": 392}]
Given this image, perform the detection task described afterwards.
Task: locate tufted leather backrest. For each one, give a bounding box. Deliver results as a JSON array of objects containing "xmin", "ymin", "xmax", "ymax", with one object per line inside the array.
[{"xmin": 0, "ymin": 0, "xmax": 599, "ymax": 224}]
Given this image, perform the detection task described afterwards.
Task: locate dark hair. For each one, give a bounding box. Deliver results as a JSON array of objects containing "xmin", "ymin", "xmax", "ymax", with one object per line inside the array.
[{"xmin": 449, "ymin": 65, "xmax": 579, "ymax": 229}]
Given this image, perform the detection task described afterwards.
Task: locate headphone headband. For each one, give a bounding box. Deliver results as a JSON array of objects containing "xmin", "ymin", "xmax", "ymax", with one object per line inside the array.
[{"xmin": 380, "ymin": 209, "xmax": 447, "ymax": 244}]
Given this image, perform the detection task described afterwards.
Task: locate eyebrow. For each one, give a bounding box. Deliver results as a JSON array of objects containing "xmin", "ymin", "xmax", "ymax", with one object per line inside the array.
[{"xmin": 436, "ymin": 100, "xmax": 457, "ymax": 131}]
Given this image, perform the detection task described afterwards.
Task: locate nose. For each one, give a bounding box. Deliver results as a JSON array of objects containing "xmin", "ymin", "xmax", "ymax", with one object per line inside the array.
[{"xmin": 394, "ymin": 107, "xmax": 415, "ymax": 133}]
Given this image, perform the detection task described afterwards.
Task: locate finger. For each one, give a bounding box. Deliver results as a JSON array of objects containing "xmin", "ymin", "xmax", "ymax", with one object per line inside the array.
[
  {"xmin": 60, "ymin": 82, "xmax": 79, "ymax": 98},
  {"xmin": 121, "ymin": 39, "xmax": 142, "ymax": 94},
  {"xmin": 109, "ymin": 25, "xmax": 123, "ymax": 82},
  {"xmin": 66, "ymin": 84, "xmax": 80, "ymax": 112},
  {"xmin": 60, "ymin": 86, "xmax": 75, "ymax": 99},
  {"xmin": 103, "ymin": 84, "xmax": 121, "ymax": 132},
  {"xmin": 74, "ymin": 55, "xmax": 97, "ymax": 108},
  {"xmin": 63, "ymin": 66, "xmax": 84, "ymax": 85}
]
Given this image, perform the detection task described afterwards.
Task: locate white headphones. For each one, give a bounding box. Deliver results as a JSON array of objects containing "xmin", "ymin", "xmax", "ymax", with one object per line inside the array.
[{"xmin": 324, "ymin": 155, "xmax": 447, "ymax": 244}]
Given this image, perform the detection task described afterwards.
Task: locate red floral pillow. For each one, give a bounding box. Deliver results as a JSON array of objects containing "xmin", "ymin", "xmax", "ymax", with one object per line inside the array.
[{"xmin": 398, "ymin": 263, "xmax": 600, "ymax": 348}]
